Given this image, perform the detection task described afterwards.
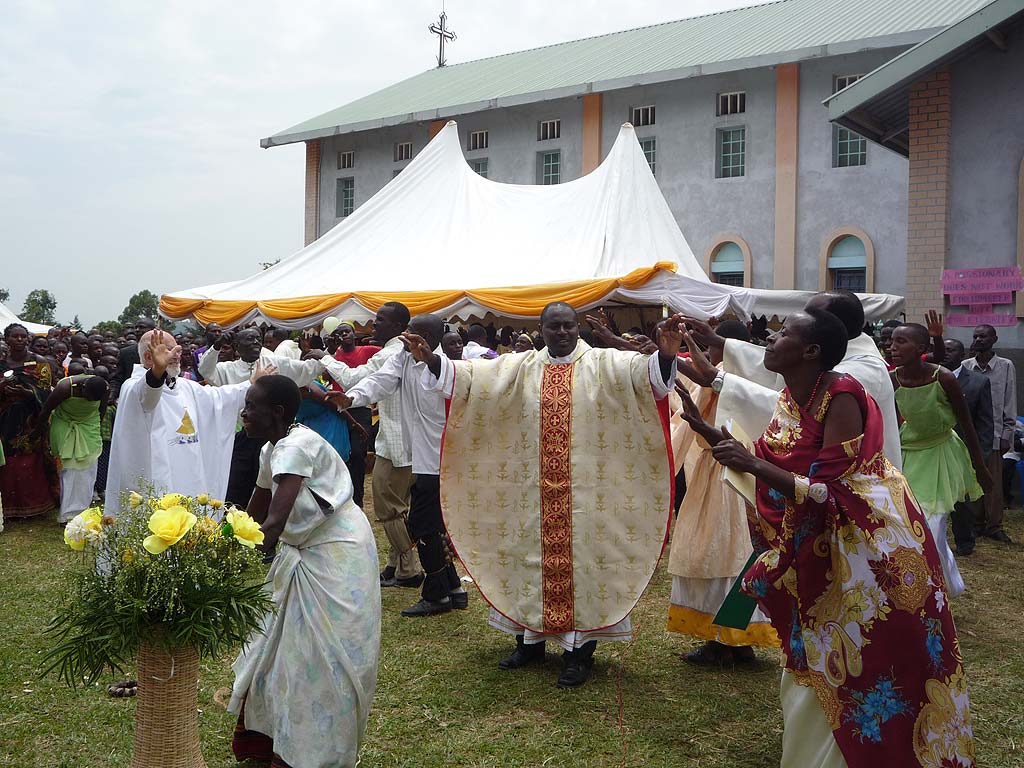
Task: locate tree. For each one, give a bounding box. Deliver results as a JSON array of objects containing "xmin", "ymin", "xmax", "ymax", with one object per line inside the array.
[
  {"xmin": 71, "ymin": 314, "xmax": 81, "ymax": 329},
  {"xmin": 94, "ymin": 320, "xmax": 123, "ymax": 335},
  {"xmin": 21, "ymin": 289, "xmax": 58, "ymax": 324},
  {"xmin": 117, "ymin": 290, "xmax": 160, "ymax": 326},
  {"xmin": 0, "ymin": 288, "xmax": 9, "ymax": 303}
]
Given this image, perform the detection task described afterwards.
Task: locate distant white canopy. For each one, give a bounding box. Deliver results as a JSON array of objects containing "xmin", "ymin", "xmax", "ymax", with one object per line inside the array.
[{"xmin": 0, "ymin": 301, "xmax": 51, "ymax": 335}]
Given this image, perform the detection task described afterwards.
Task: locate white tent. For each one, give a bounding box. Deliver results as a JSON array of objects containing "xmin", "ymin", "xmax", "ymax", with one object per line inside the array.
[
  {"xmin": 0, "ymin": 301, "xmax": 51, "ymax": 335},
  {"xmin": 161, "ymin": 121, "xmax": 755, "ymax": 328}
]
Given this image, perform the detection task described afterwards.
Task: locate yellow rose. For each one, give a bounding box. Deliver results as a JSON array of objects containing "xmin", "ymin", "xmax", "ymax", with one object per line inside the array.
[
  {"xmin": 128, "ymin": 491, "xmax": 144, "ymax": 509},
  {"xmin": 196, "ymin": 494, "xmax": 210, "ymax": 506},
  {"xmin": 143, "ymin": 506, "xmax": 198, "ymax": 554},
  {"xmin": 225, "ymin": 509, "xmax": 264, "ymax": 549},
  {"xmin": 157, "ymin": 493, "xmax": 186, "ymax": 510},
  {"xmin": 122, "ymin": 548, "xmax": 135, "ymax": 564},
  {"xmin": 209, "ymin": 499, "xmax": 224, "ymax": 510}
]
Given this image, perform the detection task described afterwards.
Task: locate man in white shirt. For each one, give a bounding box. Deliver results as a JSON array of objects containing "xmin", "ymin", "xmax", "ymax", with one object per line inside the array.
[
  {"xmin": 305, "ymin": 302, "xmax": 423, "ymax": 586},
  {"xmin": 462, "ymin": 324, "xmax": 498, "ymax": 360},
  {"xmin": 338, "ymin": 314, "xmax": 468, "ymax": 617},
  {"xmin": 198, "ymin": 326, "xmax": 349, "ymax": 507}
]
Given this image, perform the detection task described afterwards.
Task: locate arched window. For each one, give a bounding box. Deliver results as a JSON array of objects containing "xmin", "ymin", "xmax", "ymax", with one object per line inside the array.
[
  {"xmin": 818, "ymin": 228, "xmax": 875, "ymax": 293},
  {"xmin": 704, "ymin": 236, "xmax": 752, "ymax": 287},
  {"xmin": 827, "ymin": 236, "xmax": 866, "ymax": 292}
]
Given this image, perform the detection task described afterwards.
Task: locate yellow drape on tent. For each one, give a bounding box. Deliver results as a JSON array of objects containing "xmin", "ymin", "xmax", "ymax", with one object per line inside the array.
[{"xmin": 159, "ymin": 262, "xmax": 676, "ymax": 325}]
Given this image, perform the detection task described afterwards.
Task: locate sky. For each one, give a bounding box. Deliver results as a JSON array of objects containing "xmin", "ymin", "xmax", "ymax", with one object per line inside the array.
[{"xmin": 0, "ymin": 0, "xmax": 756, "ymax": 327}]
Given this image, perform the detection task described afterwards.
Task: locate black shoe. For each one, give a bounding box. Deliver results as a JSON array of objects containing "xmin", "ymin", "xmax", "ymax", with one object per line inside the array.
[
  {"xmin": 682, "ymin": 641, "xmax": 734, "ymax": 667},
  {"xmin": 380, "ymin": 567, "xmax": 396, "ymax": 585},
  {"xmin": 957, "ymin": 544, "xmax": 975, "ymax": 556},
  {"xmin": 449, "ymin": 590, "xmax": 469, "ymax": 609},
  {"xmin": 400, "ymin": 597, "xmax": 451, "ymax": 617},
  {"xmin": 985, "ymin": 530, "xmax": 1014, "ymax": 543},
  {"xmin": 382, "ymin": 572, "xmax": 424, "ymax": 588},
  {"xmin": 498, "ymin": 636, "xmax": 546, "ymax": 670},
  {"xmin": 556, "ymin": 658, "xmax": 594, "ymax": 688}
]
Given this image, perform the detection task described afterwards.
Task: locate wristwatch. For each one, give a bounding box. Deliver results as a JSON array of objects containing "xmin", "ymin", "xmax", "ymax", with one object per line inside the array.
[{"xmin": 710, "ymin": 370, "xmax": 726, "ymax": 393}]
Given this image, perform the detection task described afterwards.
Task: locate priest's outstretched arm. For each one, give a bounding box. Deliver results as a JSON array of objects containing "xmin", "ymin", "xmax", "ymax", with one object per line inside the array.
[{"xmin": 342, "ymin": 352, "xmax": 406, "ymax": 409}]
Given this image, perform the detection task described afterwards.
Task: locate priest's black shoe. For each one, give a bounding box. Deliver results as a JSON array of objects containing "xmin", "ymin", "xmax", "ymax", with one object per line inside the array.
[
  {"xmin": 498, "ymin": 635, "xmax": 545, "ymax": 669},
  {"xmin": 557, "ymin": 641, "xmax": 597, "ymax": 688},
  {"xmin": 449, "ymin": 590, "xmax": 469, "ymax": 609},
  {"xmin": 401, "ymin": 597, "xmax": 451, "ymax": 617}
]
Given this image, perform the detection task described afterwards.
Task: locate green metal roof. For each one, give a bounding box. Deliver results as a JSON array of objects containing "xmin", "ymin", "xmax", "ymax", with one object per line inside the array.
[
  {"xmin": 826, "ymin": 0, "xmax": 1024, "ymax": 156},
  {"xmin": 262, "ymin": 0, "xmax": 991, "ymax": 148}
]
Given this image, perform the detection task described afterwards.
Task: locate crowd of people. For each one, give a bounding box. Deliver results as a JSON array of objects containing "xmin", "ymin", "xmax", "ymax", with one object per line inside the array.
[{"xmin": 0, "ymin": 290, "xmax": 1015, "ymax": 767}]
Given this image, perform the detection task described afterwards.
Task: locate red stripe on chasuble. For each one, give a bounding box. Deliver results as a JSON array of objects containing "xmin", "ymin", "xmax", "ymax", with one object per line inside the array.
[{"xmin": 539, "ymin": 363, "xmax": 575, "ymax": 633}]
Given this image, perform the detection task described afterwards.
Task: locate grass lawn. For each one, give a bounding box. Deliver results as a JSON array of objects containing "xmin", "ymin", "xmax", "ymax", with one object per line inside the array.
[{"xmin": 2, "ymin": 495, "xmax": 1022, "ymax": 768}]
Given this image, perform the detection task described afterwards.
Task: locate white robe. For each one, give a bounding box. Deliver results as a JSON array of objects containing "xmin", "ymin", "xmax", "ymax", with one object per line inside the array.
[
  {"xmin": 105, "ymin": 365, "xmax": 248, "ymax": 517},
  {"xmin": 198, "ymin": 349, "xmax": 329, "ymax": 387},
  {"xmin": 716, "ymin": 333, "xmax": 902, "ymax": 471}
]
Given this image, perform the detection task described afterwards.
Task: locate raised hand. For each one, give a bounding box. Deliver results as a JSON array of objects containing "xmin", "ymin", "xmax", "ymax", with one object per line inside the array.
[
  {"xmin": 149, "ymin": 330, "xmax": 181, "ymax": 378},
  {"xmin": 656, "ymin": 313, "xmax": 686, "ymax": 358},
  {"xmin": 584, "ymin": 314, "xmax": 619, "ymax": 344},
  {"xmin": 680, "ymin": 316, "xmax": 725, "ymax": 351},
  {"xmin": 302, "ymin": 348, "xmax": 328, "ymax": 360},
  {"xmin": 250, "ymin": 361, "xmax": 277, "ymax": 382},
  {"xmin": 400, "ymin": 332, "xmax": 434, "ymax": 363},
  {"xmin": 675, "ymin": 328, "xmax": 718, "ymax": 387},
  {"xmin": 925, "ymin": 310, "xmax": 944, "ymax": 338},
  {"xmin": 675, "ymin": 381, "xmax": 725, "ymax": 445}
]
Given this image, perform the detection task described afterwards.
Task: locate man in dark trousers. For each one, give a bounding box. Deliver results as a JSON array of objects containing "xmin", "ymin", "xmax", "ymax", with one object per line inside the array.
[
  {"xmin": 943, "ymin": 338, "xmax": 993, "ymax": 555},
  {"xmin": 111, "ymin": 317, "xmax": 156, "ymax": 395}
]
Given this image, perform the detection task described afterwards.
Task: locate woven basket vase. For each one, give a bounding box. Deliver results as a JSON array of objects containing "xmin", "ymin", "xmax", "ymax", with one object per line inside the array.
[{"xmin": 131, "ymin": 640, "xmax": 208, "ymax": 768}]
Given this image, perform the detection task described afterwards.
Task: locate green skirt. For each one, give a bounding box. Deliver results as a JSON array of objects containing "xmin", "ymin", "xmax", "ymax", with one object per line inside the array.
[{"xmin": 901, "ymin": 429, "xmax": 982, "ymax": 518}]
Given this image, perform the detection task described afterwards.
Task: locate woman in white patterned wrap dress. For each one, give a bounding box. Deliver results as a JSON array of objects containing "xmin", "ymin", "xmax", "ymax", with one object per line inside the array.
[{"xmin": 229, "ymin": 375, "xmax": 381, "ymax": 768}]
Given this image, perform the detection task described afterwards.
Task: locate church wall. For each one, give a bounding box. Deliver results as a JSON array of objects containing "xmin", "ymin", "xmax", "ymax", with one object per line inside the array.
[
  {"xmin": 795, "ymin": 48, "xmax": 910, "ymax": 297},
  {"xmin": 946, "ymin": 28, "xmax": 1024, "ymax": 350},
  {"xmin": 599, "ymin": 70, "xmax": 778, "ymax": 289}
]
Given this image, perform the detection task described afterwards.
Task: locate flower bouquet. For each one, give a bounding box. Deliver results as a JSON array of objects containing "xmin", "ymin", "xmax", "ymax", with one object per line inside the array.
[{"xmin": 46, "ymin": 491, "xmax": 273, "ymax": 768}]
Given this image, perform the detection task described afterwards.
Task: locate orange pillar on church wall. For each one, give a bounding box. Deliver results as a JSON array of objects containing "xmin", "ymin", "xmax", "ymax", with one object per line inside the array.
[{"xmin": 582, "ymin": 93, "xmax": 603, "ymax": 174}]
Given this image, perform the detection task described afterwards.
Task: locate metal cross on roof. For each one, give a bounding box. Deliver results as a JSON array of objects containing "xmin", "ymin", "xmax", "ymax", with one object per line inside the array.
[{"xmin": 428, "ymin": 11, "xmax": 456, "ymax": 68}]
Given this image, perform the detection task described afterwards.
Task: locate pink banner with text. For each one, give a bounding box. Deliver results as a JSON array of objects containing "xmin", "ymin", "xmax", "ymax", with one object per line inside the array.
[{"xmin": 942, "ymin": 267, "xmax": 1020, "ymax": 327}]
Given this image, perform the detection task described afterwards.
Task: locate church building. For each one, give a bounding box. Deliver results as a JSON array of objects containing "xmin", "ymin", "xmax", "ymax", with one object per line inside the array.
[{"xmin": 262, "ymin": 0, "xmax": 991, "ymax": 300}]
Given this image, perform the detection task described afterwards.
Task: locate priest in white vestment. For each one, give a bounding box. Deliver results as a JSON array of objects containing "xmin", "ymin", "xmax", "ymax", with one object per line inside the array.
[
  {"xmin": 684, "ymin": 291, "xmax": 902, "ymax": 471},
  {"xmin": 105, "ymin": 330, "xmax": 258, "ymax": 518},
  {"xmin": 406, "ymin": 302, "xmax": 684, "ymax": 688}
]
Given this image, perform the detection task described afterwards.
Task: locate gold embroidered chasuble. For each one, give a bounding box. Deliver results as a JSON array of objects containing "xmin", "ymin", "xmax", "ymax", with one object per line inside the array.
[{"xmin": 439, "ymin": 341, "xmax": 673, "ymax": 634}]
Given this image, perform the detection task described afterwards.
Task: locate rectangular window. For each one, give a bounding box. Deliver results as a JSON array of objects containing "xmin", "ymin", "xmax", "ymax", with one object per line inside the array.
[
  {"xmin": 631, "ymin": 105, "xmax": 656, "ymax": 127},
  {"xmin": 335, "ymin": 177, "xmax": 354, "ymax": 218},
  {"xmin": 538, "ymin": 151, "xmax": 560, "ymax": 185},
  {"xmin": 468, "ymin": 130, "xmax": 489, "ymax": 151},
  {"xmin": 537, "ymin": 119, "xmax": 561, "ymax": 141},
  {"xmin": 639, "ymin": 137, "xmax": 656, "ymax": 175},
  {"xmin": 832, "ymin": 75, "xmax": 867, "ymax": 168},
  {"xmin": 832, "ymin": 268, "xmax": 866, "ymax": 293},
  {"xmin": 716, "ymin": 127, "xmax": 745, "ymax": 178},
  {"xmin": 715, "ymin": 272, "xmax": 745, "ymax": 287},
  {"xmin": 717, "ymin": 91, "xmax": 746, "ymax": 116},
  {"xmin": 471, "ymin": 158, "xmax": 489, "ymax": 178},
  {"xmin": 834, "ymin": 74, "xmax": 863, "ymax": 92},
  {"xmin": 394, "ymin": 142, "xmax": 412, "ymax": 162},
  {"xmin": 833, "ymin": 125, "xmax": 867, "ymax": 167},
  {"xmin": 337, "ymin": 150, "xmax": 354, "ymax": 170}
]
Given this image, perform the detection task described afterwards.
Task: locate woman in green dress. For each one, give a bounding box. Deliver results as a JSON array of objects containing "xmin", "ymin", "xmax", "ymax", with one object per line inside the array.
[{"xmin": 889, "ymin": 322, "xmax": 991, "ymax": 597}]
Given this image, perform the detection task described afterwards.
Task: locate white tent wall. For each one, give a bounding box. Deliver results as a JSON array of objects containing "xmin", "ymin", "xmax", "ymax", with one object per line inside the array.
[
  {"xmin": 161, "ymin": 121, "xmax": 754, "ymax": 329},
  {"xmin": 0, "ymin": 301, "xmax": 51, "ymax": 335}
]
